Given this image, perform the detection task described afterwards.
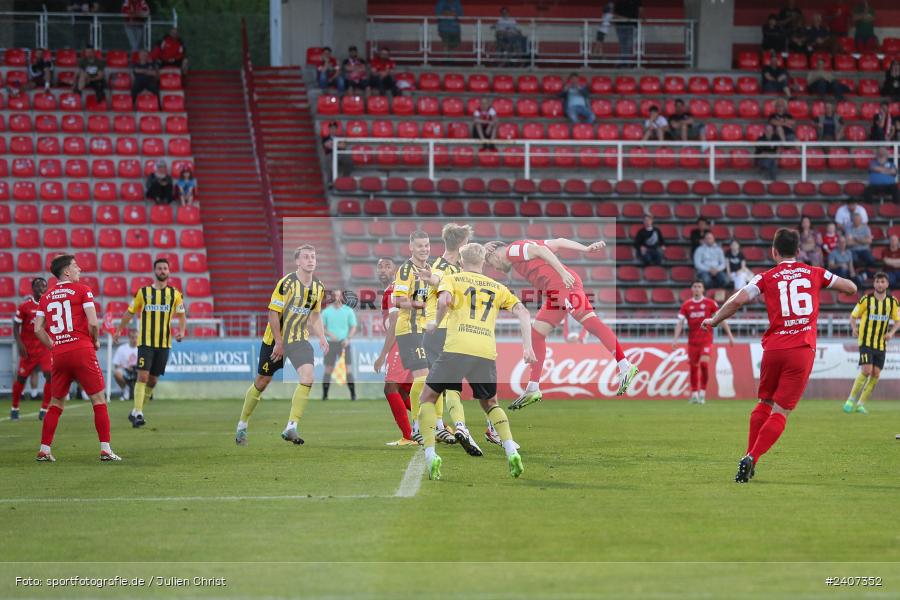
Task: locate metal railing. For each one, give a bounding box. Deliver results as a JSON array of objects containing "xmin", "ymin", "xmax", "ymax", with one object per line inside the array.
[
  {"xmin": 0, "ymin": 9, "xmax": 177, "ymax": 51},
  {"xmin": 366, "ymin": 15, "xmax": 694, "ymax": 68},
  {"xmin": 332, "ymin": 138, "xmax": 900, "ymax": 184}
]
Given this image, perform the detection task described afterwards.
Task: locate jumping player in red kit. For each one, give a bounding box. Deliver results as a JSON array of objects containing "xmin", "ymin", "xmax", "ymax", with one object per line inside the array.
[
  {"xmin": 372, "ymin": 257, "xmax": 416, "ymax": 446},
  {"xmin": 11, "ymin": 277, "xmax": 52, "ymax": 421},
  {"xmin": 33, "ymin": 255, "xmax": 121, "ymax": 462},
  {"xmin": 702, "ymin": 229, "xmax": 856, "ymax": 483},
  {"xmin": 485, "ymin": 238, "xmax": 638, "ymax": 409},
  {"xmin": 672, "ymin": 280, "xmax": 735, "ymax": 405}
]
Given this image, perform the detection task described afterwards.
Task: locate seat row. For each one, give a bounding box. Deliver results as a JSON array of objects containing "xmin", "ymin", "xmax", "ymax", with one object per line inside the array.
[
  {"xmin": 2, "ymin": 113, "xmax": 188, "ymax": 134},
  {"xmin": 0, "ymin": 158, "xmax": 192, "ymax": 181},
  {"xmin": 737, "ymin": 48, "xmax": 900, "ymax": 72},
  {"xmin": 0, "ymin": 92, "xmax": 185, "ymax": 113},
  {"xmin": 2, "ymin": 250, "xmax": 208, "ymax": 275},
  {"xmin": 0, "ymin": 227, "xmax": 205, "ymax": 250},
  {"xmin": 4, "ymin": 48, "xmax": 173, "ymax": 69},
  {"xmin": 0, "ymin": 203, "xmax": 200, "ymax": 226},
  {"xmin": 1, "ymin": 135, "xmax": 191, "ymax": 157},
  {"xmin": 2, "ymin": 69, "xmax": 182, "ymax": 92},
  {"xmin": 0, "ymin": 274, "xmax": 211, "ymax": 299}
]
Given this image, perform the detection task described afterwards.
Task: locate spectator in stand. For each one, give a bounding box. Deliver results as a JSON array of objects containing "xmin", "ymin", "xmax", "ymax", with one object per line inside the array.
[
  {"xmin": 493, "ymin": 7, "xmax": 527, "ymax": 61},
  {"xmin": 633, "ymin": 214, "xmax": 665, "ymax": 266},
  {"xmin": 835, "ymin": 198, "xmax": 868, "ymax": 231},
  {"xmin": 821, "ymin": 222, "xmax": 839, "ymax": 256},
  {"xmin": 73, "ymin": 47, "xmax": 107, "ymax": 104},
  {"xmin": 68, "ymin": 2, "xmax": 99, "ymax": 50},
  {"xmin": 799, "ymin": 218, "xmax": 825, "ymax": 267},
  {"xmin": 870, "ymin": 101, "xmax": 896, "ymax": 141},
  {"xmin": 122, "ymin": 0, "xmax": 150, "ymax": 52},
  {"xmin": 472, "ymin": 97, "xmax": 498, "ymax": 150},
  {"xmin": 13, "ymin": 48, "xmax": 53, "ymax": 94},
  {"xmin": 809, "ymin": 58, "xmax": 849, "ymax": 100},
  {"xmin": 341, "ymin": 46, "xmax": 368, "ymax": 94},
  {"xmin": 154, "ymin": 28, "xmax": 189, "ymax": 75},
  {"xmin": 614, "ymin": 0, "xmax": 642, "ymax": 65},
  {"xmin": 322, "ymin": 121, "xmax": 351, "ymax": 178},
  {"xmin": 778, "ymin": 0, "xmax": 804, "ymax": 32},
  {"xmin": 316, "ymin": 47, "xmax": 344, "ymax": 94},
  {"xmin": 130, "ymin": 49, "xmax": 160, "ymax": 105},
  {"xmin": 694, "ymin": 232, "xmax": 728, "ymax": 290},
  {"xmin": 768, "ymin": 98, "xmax": 796, "ymax": 141},
  {"xmin": 828, "ymin": 0, "xmax": 851, "ymax": 39},
  {"xmin": 882, "ymin": 235, "xmax": 900, "ymax": 288},
  {"xmin": 436, "ymin": 0, "xmax": 463, "ymax": 51},
  {"xmin": 864, "ymin": 146, "xmax": 900, "ymax": 203},
  {"xmin": 846, "ymin": 212, "xmax": 877, "ymax": 274},
  {"xmin": 725, "ymin": 240, "xmax": 754, "ymax": 290},
  {"xmin": 881, "ymin": 60, "xmax": 900, "ymax": 102},
  {"xmin": 806, "ymin": 13, "xmax": 836, "ymax": 54},
  {"xmin": 755, "ymin": 123, "xmax": 780, "ymax": 181},
  {"xmin": 762, "ymin": 14, "xmax": 786, "ymax": 53},
  {"xmin": 175, "ymin": 168, "xmax": 196, "ymax": 207},
  {"xmin": 689, "ymin": 217, "xmax": 710, "ymax": 256},
  {"xmin": 145, "ymin": 161, "xmax": 174, "ymax": 205},
  {"xmin": 668, "ymin": 98, "xmax": 704, "ymax": 141},
  {"xmin": 852, "ymin": 0, "xmax": 878, "ymax": 52},
  {"xmin": 593, "ymin": 1, "xmax": 615, "ymax": 57},
  {"xmin": 787, "ymin": 26, "xmax": 809, "ymax": 54},
  {"xmin": 828, "ymin": 235, "xmax": 857, "ymax": 281},
  {"xmin": 560, "ymin": 73, "xmax": 595, "ymax": 124},
  {"xmin": 761, "ymin": 51, "xmax": 791, "ymax": 97},
  {"xmin": 817, "ymin": 101, "xmax": 845, "ymax": 140},
  {"xmin": 369, "ymin": 48, "xmax": 399, "ymax": 96},
  {"xmin": 642, "ymin": 105, "xmax": 668, "ymax": 141}
]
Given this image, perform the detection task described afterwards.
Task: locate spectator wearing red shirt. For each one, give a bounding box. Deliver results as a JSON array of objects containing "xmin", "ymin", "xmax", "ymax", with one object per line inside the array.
[
  {"xmin": 316, "ymin": 47, "xmax": 344, "ymax": 93},
  {"xmin": 154, "ymin": 27, "xmax": 189, "ymax": 74},
  {"xmin": 369, "ymin": 48, "xmax": 399, "ymax": 96},
  {"xmin": 122, "ymin": 0, "xmax": 150, "ymax": 52}
]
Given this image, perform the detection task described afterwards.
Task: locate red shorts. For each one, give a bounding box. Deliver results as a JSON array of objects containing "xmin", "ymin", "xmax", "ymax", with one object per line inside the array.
[
  {"xmin": 17, "ymin": 348, "xmax": 51, "ymax": 378},
  {"xmin": 535, "ymin": 285, "xmax": 595, "ymax": 326},
  {"xmin": 757, "ymin": 346, "xmax": 816, "ymax": 410},
  {"xmin": 687, "ymin": 342, "xmax": 712, "ymax": 365},
  {"xmin": 51, "ymin": 349, "xmax": 105, "ymax": 400},
  {"xmin": 385, "ymin": 342, "xmax": 412, "ymax": 384}
]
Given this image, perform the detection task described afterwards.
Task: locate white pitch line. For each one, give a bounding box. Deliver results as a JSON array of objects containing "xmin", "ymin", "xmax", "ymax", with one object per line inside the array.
[
  {"xmin": 0, "ymin": 402, "xmax": 88, "ymax": 423},
  {"xmin": 394, "ymin": 448, "xmax": 425, "ymax": 498},
  {"xmin": 0, "ymin": 494, "xmax": 380, "ymax": 503}
]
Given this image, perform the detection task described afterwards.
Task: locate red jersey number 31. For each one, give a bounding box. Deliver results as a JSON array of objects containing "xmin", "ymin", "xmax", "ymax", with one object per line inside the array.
[{"xmin": 46, "ymin": 300, "xmax": 74, "ymax": 334}]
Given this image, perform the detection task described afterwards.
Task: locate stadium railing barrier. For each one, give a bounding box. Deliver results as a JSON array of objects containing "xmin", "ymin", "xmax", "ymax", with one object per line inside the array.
[{"xmin": 0, "ymin": 9, "xmax": 177, "ymax": 51}]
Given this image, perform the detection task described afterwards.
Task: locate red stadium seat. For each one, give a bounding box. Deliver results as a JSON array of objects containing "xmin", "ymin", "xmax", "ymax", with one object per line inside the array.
[
  {"xmin": 493, "ymin": 75, "xmax": 514, "ymax": 92},
  {"xmin": 736, "ymin": 77, "xmax": 759, "ymax": 94},
  {"xmin": 688, "ymin": 76, "xmax": 710, "ymax": 94},
  {"xmin": 615, "ymin": 76, "xmax": 637, "ymax": 94},
  {"xmin": 737, "ymin": 51, "xmax": 759, "ymax": 70},
  {"xmin": 41, "ymin": 204, "xmax": 65, "ymax": 224},
  {"xmin": 186, "ymin": 278, "xmax": 212, "ymax": 297},
  {"xmin": 541, "ymin": 75, "xmax": 564, "ymax": 93},
  {"xmin": 517, "ymin": 75, "xmax": 539, "ymax": 92}
]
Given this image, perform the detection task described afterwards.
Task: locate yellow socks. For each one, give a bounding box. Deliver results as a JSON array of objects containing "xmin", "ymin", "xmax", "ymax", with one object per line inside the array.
[
  {"xmin": 288, "ymin": 383, "xmax": 311, "ymax": 424},
  {"xmin": 435, "ymin": 392, "xmax": 444, "ymax": 424},
  {"xmin": 859, "ymin": 376, "xmax": 879, "ymax": 405},
  {"xmin": 409, "ymin": 375, "xmax": 426, "ymax": 431},
  {"xmin": 133, "ymin": 381, "xmax": 146, "ymax": 414},
  {"xmin": 445, "ymin": 389, "xmax": 466, "ymax": 428},
  {"xmin": 487, "ymin": 405, "xmax": 517, "ymax": 456},
  {"xmin": 848, "ymin": 372, "xmax": 868, "ymax": 402},
  {"xmin": 240, "ymin": 384, "xmax": 262, "ymax": 423},
  {"xmin": 418, "ymin": 401, "xmax": 437, "ymax": 449}
]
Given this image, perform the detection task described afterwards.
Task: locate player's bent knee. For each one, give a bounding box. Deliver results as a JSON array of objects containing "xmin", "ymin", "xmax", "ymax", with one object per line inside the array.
[
  {"xmin": 137, "ymin": 370, "xmax": 150, "ymax": 383},
  {"xmin": 254, "ymin": 375, "xmax": 272, "ymax": 390},
  {"xmin": 532, "ymin": 320, "xmax": 554, "ymax": 336},
  {"xmin": 576, "ymin": 310, "xmax": 598, "ymax": 323},
  {"xmin": 480, "ymin": 397, "xmax": 498, "ymax": 412},
  {"xmin": 699, "ymin": 355, "xmax": 710, "ymax": 363}
]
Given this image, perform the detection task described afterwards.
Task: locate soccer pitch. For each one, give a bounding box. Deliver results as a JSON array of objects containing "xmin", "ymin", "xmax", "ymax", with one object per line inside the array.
[{"xmin": 2, "ymin": 397, "xmax": 898, "ymax": 599}]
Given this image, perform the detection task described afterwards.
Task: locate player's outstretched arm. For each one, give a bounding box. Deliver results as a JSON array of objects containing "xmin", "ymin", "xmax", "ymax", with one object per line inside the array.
[
  {"xmin": 672, "ymin": 316, "xmax": 684, "ymax": 346},
  {"xmin": 513, "ymin": 303, "xmax": 537, "ymax": 364},
  {"xmin": 33, "ymin": 315, "xmax": 52, "ymax": 350},
  {"xmin": 528, "ymin": 244, "xmax": 576, "ymax": 288},
  {"xmin": 830, "ymin": 275, "xmax": 858, "ymax": 295},
  {"xmin": 721, "ymin": 320, "xmax": 736, "ymax": 345},
  {"xmin": 702, "ymin": 289, "xmax": 752, "ymax": 330}
]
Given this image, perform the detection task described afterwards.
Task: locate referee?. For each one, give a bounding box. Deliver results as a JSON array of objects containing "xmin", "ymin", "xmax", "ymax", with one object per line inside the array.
[{"xmin": 321, "ymin": 290, "xmax": 358, "ymax": 401}]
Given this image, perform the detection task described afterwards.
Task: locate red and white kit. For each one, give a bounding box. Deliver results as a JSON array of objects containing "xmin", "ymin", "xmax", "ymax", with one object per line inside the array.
[
  {"xmin": 14, "ymin": 297, "xmax": 51, "ymax": 377},
  {"xmin": 37, "ymin": 281, "xmax": 105, "ymax": 399},
  {"xmin": 678, "ymin": 296, "xmax": 718, "ymax": 364},
  {"xmin": 744, "ymin": 260, "xmax": 836, "ymax": 410},
  {"xmin": 382, "ymin": 284, "xmax": 412, "ymax": 385}
]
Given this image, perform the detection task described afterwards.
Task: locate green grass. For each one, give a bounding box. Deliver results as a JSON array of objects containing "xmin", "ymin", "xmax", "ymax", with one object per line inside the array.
[{"xmin": 1, "ymin": 396, "xmax": 899, "ymax": 599}]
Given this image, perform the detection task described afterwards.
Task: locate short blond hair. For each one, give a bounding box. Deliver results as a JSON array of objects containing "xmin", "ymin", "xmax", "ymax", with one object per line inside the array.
[
  {"xmin": 294, "ymin": 244, "xmax": 316, "ymax": 259},
  {"xmin": 442, "ymin": 223, "xmax": 473, "ymax": 252},
  {"xmin": 459, "ymin": 242, "xmax": 486, "ymax": 268}
]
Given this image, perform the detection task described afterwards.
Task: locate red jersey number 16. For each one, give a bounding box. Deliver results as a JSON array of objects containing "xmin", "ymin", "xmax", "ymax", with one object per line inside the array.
[{"xmin": 777, "ymin": 278, "xmax": 813, "ymax": 317}]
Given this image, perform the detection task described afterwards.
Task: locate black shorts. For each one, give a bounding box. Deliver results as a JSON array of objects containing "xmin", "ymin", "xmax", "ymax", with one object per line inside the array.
[
  {"xmin": 137, "ymin": 346, "xmax": 169, "ymax": 377},
  {"xmin": 396, "ymin": 333, "xmax": 429, "ymax": 372},
  {"xmin": 257, "ymin": 340, "xmax": 315, "ymax": 376},
  {"xmin": 426, "ymin": 352, "xmax": 497, "ymax": 401},
  {"xmin": 595, "ymin": 31, "xmax": 606, "ymax": 42},
  {"xmin": 423, "ymin": 328, "xmax": 447, "ymax": 366},
  {"xmin": 324, "ymin": 341, "xmax": 352, "ymax": 368},
  {"xmin": 859, "ymin": 346, "xmax": 886, "ymax": 370}
]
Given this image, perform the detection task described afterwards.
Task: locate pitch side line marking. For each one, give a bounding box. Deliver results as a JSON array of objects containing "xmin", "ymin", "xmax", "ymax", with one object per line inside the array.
[
  {"xmin": 0, "ymin": 402, "xmax": 88, "ymax": 423},
  {"xmin": 394, "ymin": 448, "xmax": 425, "ymax": 498},
  {"xmin": 0, "ymin": 495, "xmax": 380, "ymax": 503}
]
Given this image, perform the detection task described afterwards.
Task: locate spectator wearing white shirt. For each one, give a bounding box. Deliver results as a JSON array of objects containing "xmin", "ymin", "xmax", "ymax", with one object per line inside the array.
[
  {"xmin": 834, "ymin": 198, "xmax": 868, "ymax": 232},
  {"xmin": 642, "ymin": 105, "xmax": 668, "ymax": 141},
  {"xmin": 113, "ymin": 329, "xmax": 139, "ymax": 401},
  {"xmin": 472, "ymin": 97, "xmax": 499, "ymax": 149},
  {"xmin": 694, "ymin": 232, "xmax": 728, "ymax": 289}
]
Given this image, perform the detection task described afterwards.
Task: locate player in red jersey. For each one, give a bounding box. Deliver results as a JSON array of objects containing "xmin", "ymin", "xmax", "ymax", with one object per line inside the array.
[
  {"xmin": 485, "ymin": 238, "xmax": 638, "ymax": 408},
  {"xmin": 702, "ymin": 229, "xmax": 856, "ymax": 483},
  {"xmin": 11, "ymin": 277, "xmax": 52, "ymax": 421},
  {"xmin": 33, "ymin": 255, "xmax": 121, "ymax": 462},
  {"xmin": 672, "ymin": 280, "xmax": 735, "ymax": 405},
  {"xmin": 372, "ymin": 257, "xmax": 416, "ymax": 446}
]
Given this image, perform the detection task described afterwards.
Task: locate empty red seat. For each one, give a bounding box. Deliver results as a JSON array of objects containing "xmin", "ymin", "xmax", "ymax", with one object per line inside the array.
[
  {"xmin": 468, "ymin": 74, "xmax": 490, "ymax": 92},
  {"xmin": 43, "ymin": 228, "xmax": 67, "ymax": 248},
  {"xmin": 40, "ymin": 181, "xmax": 64, "ymax": 201},
  {"xmin": 70, "ymin": 228, "xmax": 96, "ymax": 248},
  {"xmin": 443, "ymin": 73, "xmax": 465, "ymax": 91},
  {"xmin": 736, "ymin": 77, "xmax": 759, "ymax": 94},
  {"xmin": 737, "ymin": 51, "xmax": 760, "ymax": 70},
  {"xmin": 125, "ymin": 228, "xmax": 150, "ymax": 248},
  {"xmin": 541, "ymin": 75, "xmax": 564, "ymax": 93},
  {"xmin": 103, "ymin": 276, "xmax": 128, "ymax": 297},
  {"xmin": 14, "ymin": 204, "xmax": 38, "ymax": 224},
  {"xmin": 712, "ymin": 76, "xmax": 735, "ymax": 94},
  {"xmin": 615, "ymin": 76, "xmax": 637, "ymax": 94},
  {"xmin": 16, "ymin": 252, "xmax": 41, "ymax": 272},
  {"xmin": 162, "ymin": 95, "xmax": 186, "ymax": 112},
  {"xmin": 13, "ymin": 181, "xmax": 36, "ymax": 201},
  {"xmin": 183, "ymin": 253, "xmax": 208, "ymax": 273},
  {"xmin": 186, "ymin": 277, "xmax": 211, "ymax": 297},
  {"xmin": 127, "ymin": 253, "xmax": 152, "ymax": 272},
  {"xmin": 180, "ymin": 229, "xmax": 205, "ymax": 248},
  {"xmin": 541, "ymin": 99, "xmax": 563, "ymax": 118}
]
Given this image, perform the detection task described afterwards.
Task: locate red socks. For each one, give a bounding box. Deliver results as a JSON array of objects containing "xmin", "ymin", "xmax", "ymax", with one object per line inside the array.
[
  {"xmin": 400, "ymin": 382, "xmax": 412, "ymax": 410},
  {"xmin": 11, "ymin": 380, "xmax": 23, "ymax": 409},
  {"xmin": 689, "ymin": 364, "xmax": 699, "ymax": 392},
  {"xmin": 749, "ymin": 412, "xmax": 786, "ymax": 460},
  {"xmin": 385, "ymin": 392, "xmax": 412, "ymax": 440},
  {"xmin": 699, "ymin": 362, "xmax": 709, "ymax": 389},
  {"xmin": 40, "ymin": 405, "xmax": 63, "ymax": 446},
  {"xmin": 92, "ymin": 403, "xmax": 111, "ymax": 443},
  {"xmin": 42, "ymin": 379, "xmax": 51, "ymax": 409},
  {"xmin": 580, "ymin": 315, "xmax": 625, "ymax": 362},
  {"xmin": 529, "ymin": 329, "xmax": 547, "ymax": 382},
  {"xmin": 746, "ymin": 402, "xmax": 773, "ymax": 455}
]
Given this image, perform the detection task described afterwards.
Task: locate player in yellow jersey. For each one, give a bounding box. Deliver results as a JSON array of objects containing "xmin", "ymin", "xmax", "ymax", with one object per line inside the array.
[
  {"xmin": 234, "ymin": 245, "xmax": 329, "ymax": 446},
  {"xmin": 392, "ymin": 230, "xmax": 433, "ymax": 443},
  {"xmin": 417, "ymin": 243, "xmax": 535, "ymax": 480},
  {"xmin": 117, "ymin": 258, "xmax": 186, "ymax": 428},
  {"xmin": 844, "ymin": 271, "xmax": 899, "ymax": 414}
]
